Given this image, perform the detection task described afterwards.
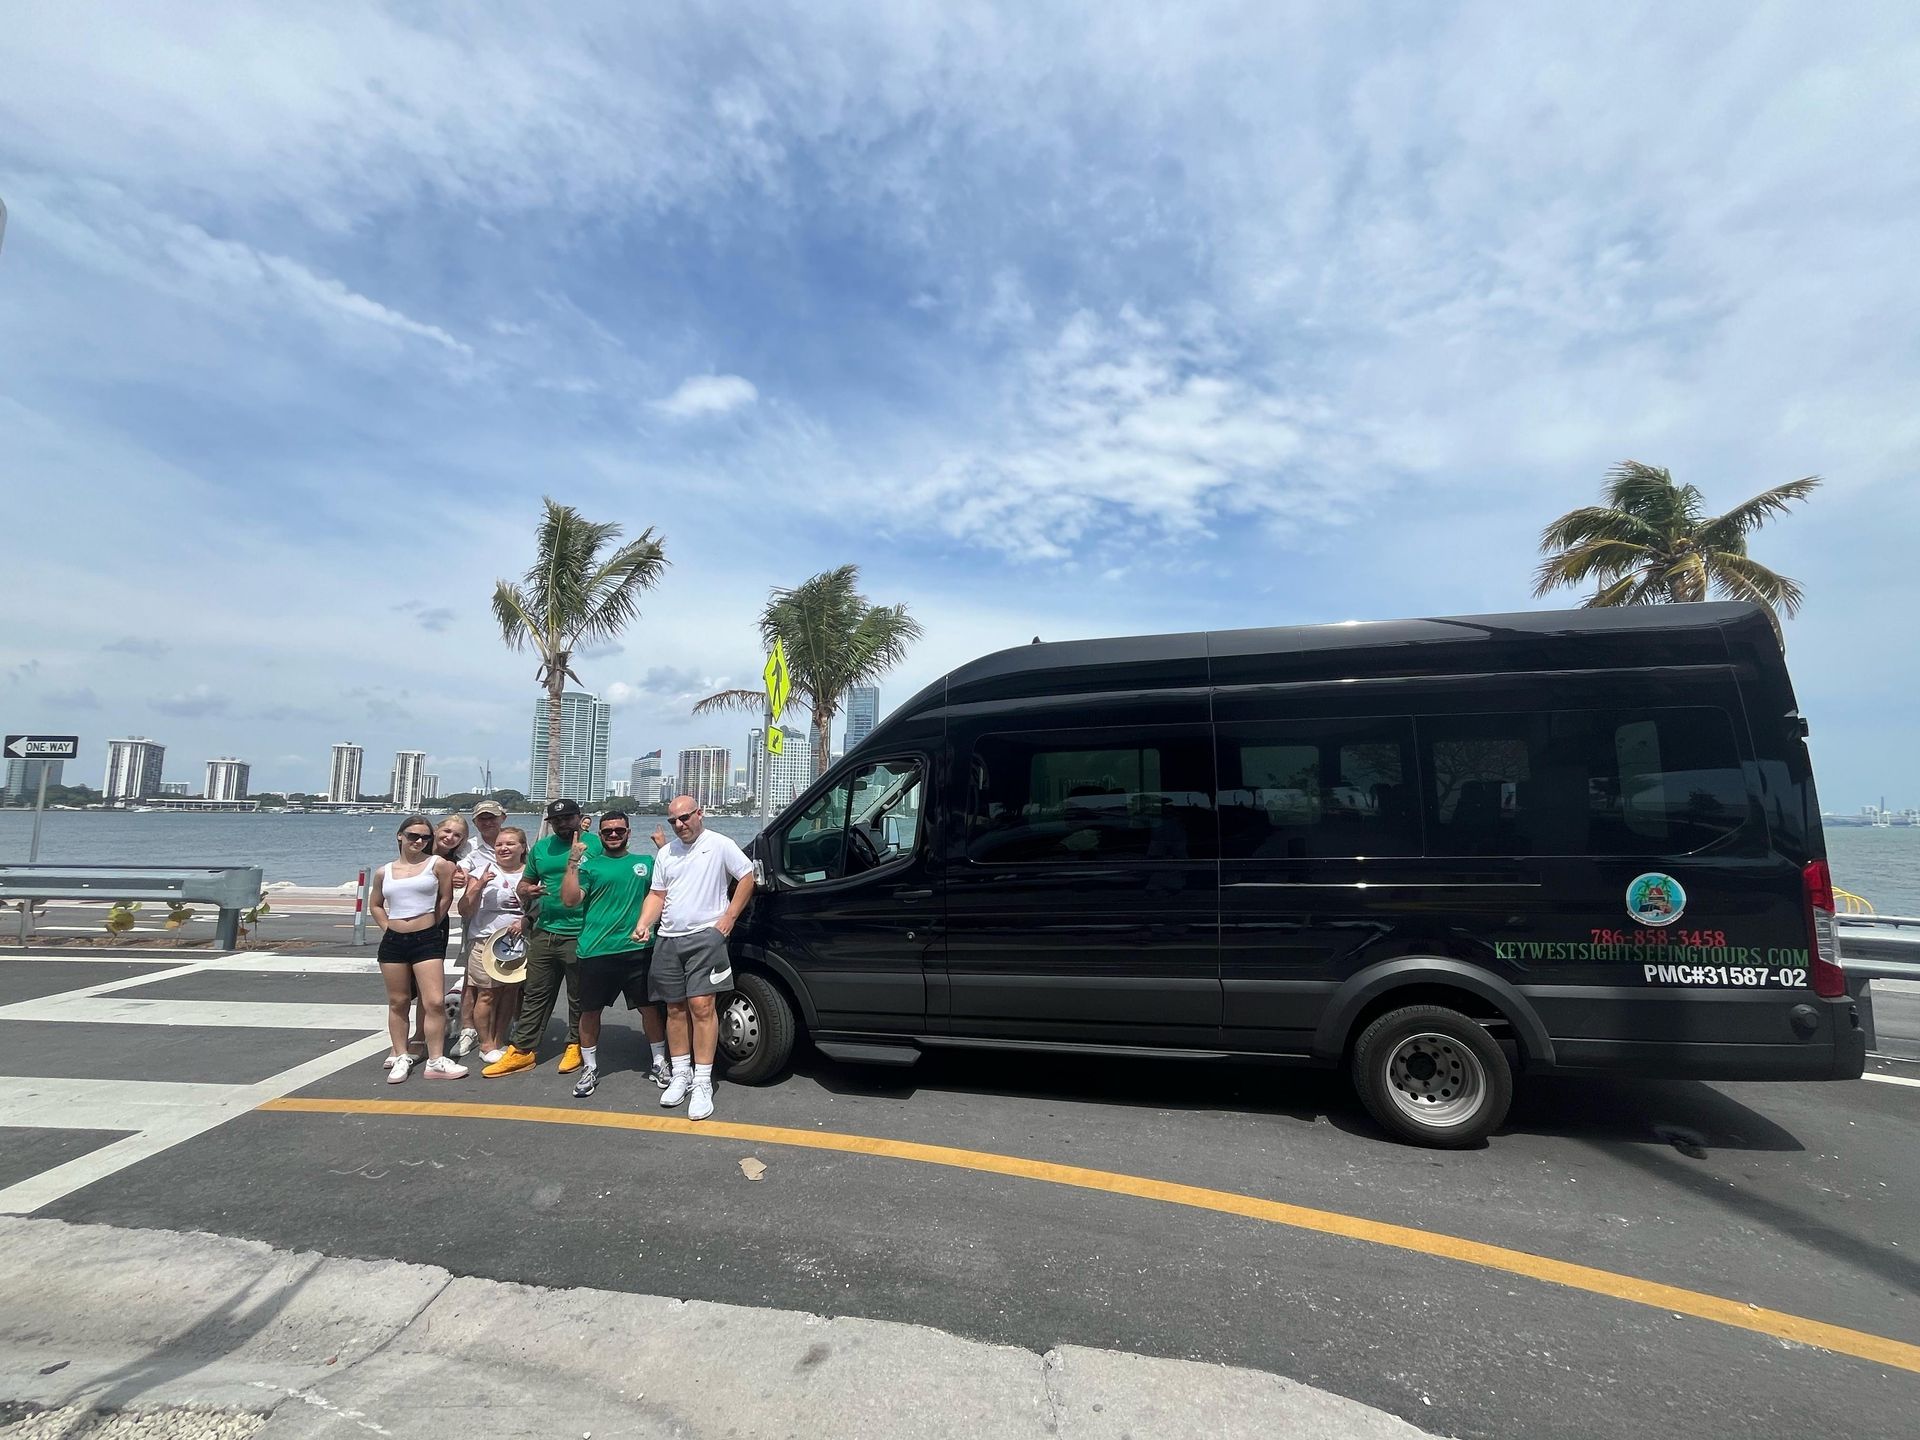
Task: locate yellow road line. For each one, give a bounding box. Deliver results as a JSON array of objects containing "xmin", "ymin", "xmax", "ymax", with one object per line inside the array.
[{"xmin": 259, "ymin": 1096, "xmax": 1920, "ymax": 1377}]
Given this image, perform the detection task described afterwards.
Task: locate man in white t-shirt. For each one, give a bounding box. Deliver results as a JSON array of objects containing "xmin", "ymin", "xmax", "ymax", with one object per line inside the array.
[{"xmin": 632, "ymin": 795, "xmax": 755, "ymax": 1121}]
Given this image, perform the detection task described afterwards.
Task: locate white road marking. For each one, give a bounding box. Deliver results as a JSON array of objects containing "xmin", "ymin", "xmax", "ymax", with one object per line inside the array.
[
  {"xmin": 0, "ymin": 993, "xmax": 385, "ymax": 1029},
  {"xmin": 0, "ymin": 953, "xmax": 394, "ymax": 1214},
  {"xmin": 1863, "ymin": 1072, "xmax": 1920, "ymax": 1090},
  {"xmin": 0, "ymin": 1032, "xmax": 392, "ymax": 1215}
]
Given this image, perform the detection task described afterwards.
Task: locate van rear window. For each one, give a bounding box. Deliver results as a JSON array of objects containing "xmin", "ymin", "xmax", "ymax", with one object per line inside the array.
[
  {"xmin": 1421, "ymin": 707, "xmax": 1754, "ymax": 857},
  {"xmin": 966, "ymin": 729, "xmax": 1216, "ymax": 863}
]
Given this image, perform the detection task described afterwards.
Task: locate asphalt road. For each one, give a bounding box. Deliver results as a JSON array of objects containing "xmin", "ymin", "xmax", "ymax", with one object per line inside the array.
[{"xmin": 0, "ymin": 943, "xmax": 1914, "ymax": 1439}]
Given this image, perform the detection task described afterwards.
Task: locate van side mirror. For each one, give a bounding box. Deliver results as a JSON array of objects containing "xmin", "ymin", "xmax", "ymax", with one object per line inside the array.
[{"xmin": 752, "ymin": 857, "xmax": 773, "ymax": 892}]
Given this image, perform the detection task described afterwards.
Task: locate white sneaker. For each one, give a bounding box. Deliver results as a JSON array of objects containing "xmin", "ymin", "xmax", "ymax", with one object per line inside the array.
[
  {"xmin": 660, "ymin": 1071, "xmax": 692, "ymax": 1107},
  {"xmin": 647, "ymin": 1058, "xmax": 673, "ymax": 1088},
  {"xmin": 381, "ymin": 1054, "xmax": 398, "ymax": 1070},
  {"xmin": 451, "ymin": 1028, "xmax": 480, "ymax": 1058},
  {"xmin": 688, "ymin": 1081, "xmax": 714, "ymax": 1121},
  {"xmin": 480, "ymin": 1048, "xmax": 507, "ymax": 1065},
  {"xmin": 386, "ymin": 1054, "xmax": 416, "ymax": 1084},
  {"xmin": 424, "ymin": 1056, "xmax": 468, "ymax": 1080}
]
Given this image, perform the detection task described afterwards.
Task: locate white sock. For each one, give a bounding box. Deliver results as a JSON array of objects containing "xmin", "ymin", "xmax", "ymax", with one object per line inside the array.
[
  {"xmin": 672, "ymin": 1054, "xmax": 692, "ymax": 1075},
  {"xmin": 650, "ymin": 1041, "xmax": 668, "ymax": 1066},
  {"xmin": 694, "ymin": 1063, "xmax": 713, "ymax": 1087},
  {"xmin": 582, "ymin": 1045, "xmax": 598, "ymax": 1069}
]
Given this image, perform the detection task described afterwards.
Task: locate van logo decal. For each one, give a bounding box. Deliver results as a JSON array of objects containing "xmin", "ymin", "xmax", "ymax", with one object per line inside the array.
[{"xmin": 1625, "ymin": 873, "xmax": 1686, "ymax": 927}]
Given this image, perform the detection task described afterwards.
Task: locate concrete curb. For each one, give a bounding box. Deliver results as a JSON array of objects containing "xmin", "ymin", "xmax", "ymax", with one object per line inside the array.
[{"xmin": 0, "ymin": 1217, "xmax": 1443, "ymax": 1438}]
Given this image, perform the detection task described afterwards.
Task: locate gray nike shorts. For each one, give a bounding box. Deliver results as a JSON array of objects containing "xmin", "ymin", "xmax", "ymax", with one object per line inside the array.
[{"xmin": 649, "ymin": 927, "xmax": 734, "ymax": 1002}]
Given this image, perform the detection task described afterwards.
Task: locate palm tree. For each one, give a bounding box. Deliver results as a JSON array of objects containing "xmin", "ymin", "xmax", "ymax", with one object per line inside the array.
[
  {"xmin": 494, "ymin": 498, "xmax": 668, "ymax": 809},
  {"xmin": 1533, "ymin": 461, "xmax": 1820, "ymax": 624},
  {"xmin": 695, "ymin": 565, "xmax": 923, "ymax": 785}
]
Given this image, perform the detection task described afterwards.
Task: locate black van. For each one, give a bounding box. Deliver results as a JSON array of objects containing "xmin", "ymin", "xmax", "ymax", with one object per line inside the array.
[{"xmin": 717, "ymin": 602, "xmax": 1867, "ymax": 1146}]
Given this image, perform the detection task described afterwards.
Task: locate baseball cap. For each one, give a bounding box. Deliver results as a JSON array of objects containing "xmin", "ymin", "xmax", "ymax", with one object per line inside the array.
[
  {"xmin": 544, "ymin": 797, "xmax": 583, "ymax": 820},
  {"xmin": 472, "ymin": 800, "xmax": 507, "ymax": 819}
]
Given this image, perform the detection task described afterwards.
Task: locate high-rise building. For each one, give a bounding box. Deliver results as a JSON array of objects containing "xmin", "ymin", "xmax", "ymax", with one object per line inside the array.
[
  {"xmin": 204, "ymin": 758, "xmax": 251, "ymax": 802},
  {"xmin": 749, "ymin": 726, "xmax": 817, "ymax": 810},
  {"xmin": 328, "ymin": 743, "xmax": 364, "ymax": 803},
  {"xmin": 609, "ymin": 778, "xmax": 632, "ymax": 798},
  {"xmin": 105, "ymin": 738, "xmax": 166, "ymax": 805},
  {"xmin": 158, "ymin": 782, "xmax": 190, "ymax": 797},
  {"xmin": 390, "ymin": 750, "xmax": 427, "ymax": 811},
  {"xmin": 844, "ymin": 685, "xmax": 880, "ymax": 749},
  {"xmin": 3, "ymin": 757, "xmax": 63, "ymax": 804},
  {"xmin": 631, "ymin": 750, "xmax": 662, "ymax": 803},
  {"xmin": 676, "ymin": 746, "xmax": 731, "ymax": 810},
  {"xmin": 529, "ymin": 691, "xmax": 611, "ymax": 805},
  {"xmin": 423, "ymin": 774, "xmax": 440, "ymax": 802}
]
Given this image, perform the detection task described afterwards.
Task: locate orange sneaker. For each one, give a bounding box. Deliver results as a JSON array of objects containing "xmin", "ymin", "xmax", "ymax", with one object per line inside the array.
[
  {"xmin": 482, "ymin": 1045, "xmax": 537, "ymax": 1078},
  {"xmin": 557, "ymin": 1043, "xmax": 585, "ymax": 1075}
]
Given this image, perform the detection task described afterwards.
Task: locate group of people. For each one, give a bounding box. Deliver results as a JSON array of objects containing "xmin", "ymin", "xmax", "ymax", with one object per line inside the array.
[{"xmin": 367, "ymin": 793, "xmax": 756, "ymax": 1120}]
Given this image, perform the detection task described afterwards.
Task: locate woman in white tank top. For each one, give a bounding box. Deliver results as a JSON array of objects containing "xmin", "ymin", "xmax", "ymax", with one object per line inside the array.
[{"xmin": 369, "ymin": 814, "xmax": 466, "ymax": 1082}]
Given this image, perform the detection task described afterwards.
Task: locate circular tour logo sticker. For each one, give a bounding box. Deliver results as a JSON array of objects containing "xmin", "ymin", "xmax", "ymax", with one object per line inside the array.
[{"xmin": 1625, "ymin": 872, "xmax": 1686, "ymax": 927}]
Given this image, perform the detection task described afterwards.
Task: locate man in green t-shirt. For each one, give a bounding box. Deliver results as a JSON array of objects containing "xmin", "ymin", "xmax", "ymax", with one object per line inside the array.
[
  {"xmin": 483, "ymin": 798, "xmax": 600, "ymax": 1078},
  {"xmin": 558, "ymin": 810, "xmax": 668, "ymax": 1098}
]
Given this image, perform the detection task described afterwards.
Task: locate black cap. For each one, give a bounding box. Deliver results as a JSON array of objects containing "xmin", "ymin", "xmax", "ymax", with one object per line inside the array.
[{"xmin": 544, "ymin": 797, "xmax": 583, "ymax": 820}]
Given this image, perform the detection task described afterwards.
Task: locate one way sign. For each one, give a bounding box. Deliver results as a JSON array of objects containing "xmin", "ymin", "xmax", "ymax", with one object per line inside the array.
[{"xmin": 4, "ymin": 734, "xmax": 79, "ymax": 760}]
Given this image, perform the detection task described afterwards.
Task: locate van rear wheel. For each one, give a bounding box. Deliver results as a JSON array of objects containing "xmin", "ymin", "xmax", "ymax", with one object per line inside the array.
[
  {"xmin": 716, "ymin": 971, "xmax": 796, "ymax": 1085},
  {"xmin": 1352, "ymin": 1004, "xmax": 1511, "ymax": 1148}
]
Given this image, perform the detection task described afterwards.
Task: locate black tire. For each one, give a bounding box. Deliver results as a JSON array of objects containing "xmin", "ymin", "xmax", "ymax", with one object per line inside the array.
[
  {"xmin": 1351, "ymin": 1004, "xmax": 1512, "ymax": 1148},
  {"xmin": 716, "ymin": 970, "xmax": 797, "ymax": 1085}
]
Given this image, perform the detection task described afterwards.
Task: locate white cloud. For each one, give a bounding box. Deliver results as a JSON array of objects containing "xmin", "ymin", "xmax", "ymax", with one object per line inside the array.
[{"xmin": 651, "ymin": 374, "xmax": 759, "ymax": 420}]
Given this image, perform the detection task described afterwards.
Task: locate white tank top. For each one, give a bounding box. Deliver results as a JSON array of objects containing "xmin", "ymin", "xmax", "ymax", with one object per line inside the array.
[{"xmin": 381, "ymin": 861, "xmax": 441, "ymax": 921}]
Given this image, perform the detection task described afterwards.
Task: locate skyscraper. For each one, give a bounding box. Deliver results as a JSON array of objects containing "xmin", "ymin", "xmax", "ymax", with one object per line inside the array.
[
  {"xmin": 3, "ymin": 757, "xmax": 63, "ymax": 804},
  {"xmin": 328, "ymin": 743, "xmax": 364, "ymax": 803},
  {"xmin": 423, "ymin": 774, "xmax": 440, "ymax": 802},
  {"xmin": 844, "ymin": 685, "xmax": 880, "ymax": 749},
  {"xmin": 749, "ymin": 727, "xmax": 817, "ymax": 810},
  {"xmin": 676, "ymin": 746, "xmax": 731, "ymax": 810},
  {"xmin": 390, "ymin": 751, "xmax": 427, "ymax": 811},
  {"xmin": 631, "ymin": 750, "xmax": 662, "ymax": 801},
  {"xmin": 529, "ymin": 691, "xmax": 612, "ymax": 804},
  {"xmin": 204, "ymin": 758, "xmax": 251, "ymax": 802},
  {"xmin": 104, "ymin": 738, "xmax": 166, "ymax": 805}
]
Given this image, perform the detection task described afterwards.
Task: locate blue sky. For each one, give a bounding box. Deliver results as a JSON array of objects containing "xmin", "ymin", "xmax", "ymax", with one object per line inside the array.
[{"xmin": 2, "ymin": 2, "xmax": 1915, "ymax": 807}]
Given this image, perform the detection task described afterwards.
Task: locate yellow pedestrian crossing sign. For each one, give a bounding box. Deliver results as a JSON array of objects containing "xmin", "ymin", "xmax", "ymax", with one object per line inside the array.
[
  {"xmin": 763, "ymin": 639, "xmax": 791, "ymax": 721},
  {"xmin": 766, "ymin": 726, "xmax": 784, "ymax": 755}
]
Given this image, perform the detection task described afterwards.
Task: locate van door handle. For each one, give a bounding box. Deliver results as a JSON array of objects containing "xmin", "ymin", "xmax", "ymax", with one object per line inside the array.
[{"xmin": 895, "ymin": 888, "xmax": 933, "ymax": 901}]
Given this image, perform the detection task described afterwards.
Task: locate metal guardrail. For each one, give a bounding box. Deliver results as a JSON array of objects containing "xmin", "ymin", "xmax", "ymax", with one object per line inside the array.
[
  {"xmin": 1840, "ymin": 912, "xmax": 1920, "ymax": 931},
  {"xmin": 0, "ymin": 864, "xmax": 264, "ymax": 950}
]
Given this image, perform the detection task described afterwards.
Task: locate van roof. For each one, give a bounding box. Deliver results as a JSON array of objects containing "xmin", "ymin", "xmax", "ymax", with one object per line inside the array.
[{"xmin": 886, "ymin": 601, "xmax": 1781, "ymax": 723}]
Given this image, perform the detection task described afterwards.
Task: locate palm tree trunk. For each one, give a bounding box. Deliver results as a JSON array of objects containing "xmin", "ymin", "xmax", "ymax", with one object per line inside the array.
[
  {"xmin": 545, "ymin": 674, "xmax": 565, "ymax": 810},
  {"xmin": 813, "ymin": 696, "xmax": 837, "ymax": 780}
]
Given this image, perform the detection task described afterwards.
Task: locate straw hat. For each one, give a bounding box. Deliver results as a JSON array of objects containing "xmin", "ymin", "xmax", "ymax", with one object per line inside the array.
[{"xmin": 479, "ymin": 927, "xmax": 529, "ymax": 986}]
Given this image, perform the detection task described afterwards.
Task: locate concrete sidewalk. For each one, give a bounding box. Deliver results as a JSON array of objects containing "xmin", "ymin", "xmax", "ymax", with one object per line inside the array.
[{"xmin": 0, "ymin": 1217, "xmax": 1442, "ymax": 1439}]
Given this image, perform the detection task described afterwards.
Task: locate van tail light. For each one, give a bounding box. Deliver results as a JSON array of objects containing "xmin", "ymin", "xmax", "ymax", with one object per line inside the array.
[{"xmin": 1803, "ymin": 859, "xmax": 1845, "ymax": 997}]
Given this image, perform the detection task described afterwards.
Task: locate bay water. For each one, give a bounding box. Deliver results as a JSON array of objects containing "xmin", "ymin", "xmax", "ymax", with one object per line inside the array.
[{"xmin": 1, "ymin": 809, "xmax": 1916, "ymax": 913}]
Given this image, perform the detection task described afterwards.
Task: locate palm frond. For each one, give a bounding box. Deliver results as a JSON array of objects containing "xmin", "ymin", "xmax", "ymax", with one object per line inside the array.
[
  {"xmin": 1585, "ymin": 570, "xmax": 1663, "ymax": 608},
  {"xmin": 1694, "ymin": 476, "xmax": 1821, "ymax": 550},
  {"xmin": 1531, "ymin": 538, "xmax": 1654, "ymax": 597},
  {"xmin": 1537, "ymin": 505, "xmax": 1662, "ymax": 553},
  {"xmin": 492, "ymin": 582, "xmax": 538, "ymax": 651},
  {"xmin": 572, "ymin": 529, "xmax": 669, "ymax": 650},
  {"xmin": 693, "ymin": 687, "xmax": 789, "ymax": 718},
  {"xmin": 1706, "ymin": 552, "xmax": 1807, "ymax": 617}
]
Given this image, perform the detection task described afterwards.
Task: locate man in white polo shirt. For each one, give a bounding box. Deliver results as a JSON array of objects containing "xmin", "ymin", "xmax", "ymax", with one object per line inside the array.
[{"xmin": 631, "ymin": 794, "xmax": 755, "ymax": 1120}]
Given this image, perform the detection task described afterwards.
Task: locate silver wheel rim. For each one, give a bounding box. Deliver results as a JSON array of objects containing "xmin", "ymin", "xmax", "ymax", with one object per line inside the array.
[
  {"xmin": 719, "ymin": 991, "xmax": 759, "ymax": 1062},
  {"xmin": 1383, "ymin": 1031, "xmax": 1485, "ymax": 1128}
]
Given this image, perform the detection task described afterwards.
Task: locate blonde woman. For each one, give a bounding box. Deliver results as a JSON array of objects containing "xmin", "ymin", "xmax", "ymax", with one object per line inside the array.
[
  {"xmin": 460, "ymin": 825, "xmax": 529, "ymax": 1063},
  {"xmin": 368, "ymin": 815, "xmax": 466, "ymax": 1082}
]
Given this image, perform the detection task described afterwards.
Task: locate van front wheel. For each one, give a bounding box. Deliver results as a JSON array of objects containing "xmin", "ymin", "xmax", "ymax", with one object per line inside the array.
[
  {"xmin": 716, "ymin": 971, "xmax": 796, "ymax": 1085},
  {"xmin": 1352, "ymin": 1004, "xmax": 1512, "ymax": 1148}
]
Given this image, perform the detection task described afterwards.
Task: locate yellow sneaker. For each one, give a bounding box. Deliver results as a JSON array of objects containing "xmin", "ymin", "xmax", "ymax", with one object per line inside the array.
[
  {"xmin": 483, "ymin": 1045, "xmax": 537, "ymax": 1078},
  {"xmin": 557, "ymin": 1043, "xmax": 585, "ymax": 1075}
]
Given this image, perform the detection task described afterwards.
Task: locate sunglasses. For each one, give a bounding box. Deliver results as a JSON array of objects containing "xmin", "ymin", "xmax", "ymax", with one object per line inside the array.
[
  {"xmin": 403, "ymin": 832, "xmax": 432, "ymax": 842},
  {"xmin": 601, "ymin": 827, "xmax": 629, "ymax": 837},
  {"xmin": 669, "ymin": 812, "xmax": 699, "ymax": 824}
]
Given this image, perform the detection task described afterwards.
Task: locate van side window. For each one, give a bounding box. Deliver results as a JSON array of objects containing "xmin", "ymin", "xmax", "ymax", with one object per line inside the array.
[
  {"xmin": 1421, "ymin": 708, "xmax": 1753, "ymax": 857},
  {"xmin": 1216, "ymin": 718, "xmax": 1419, "ymax": 858},
  {"xmin": 779, "ymin": 759, "xmax": 924, "ymax": 884},
  {"xmin": 966, "ymin": 730, "xmax": 1215, "ymax": 864}
]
